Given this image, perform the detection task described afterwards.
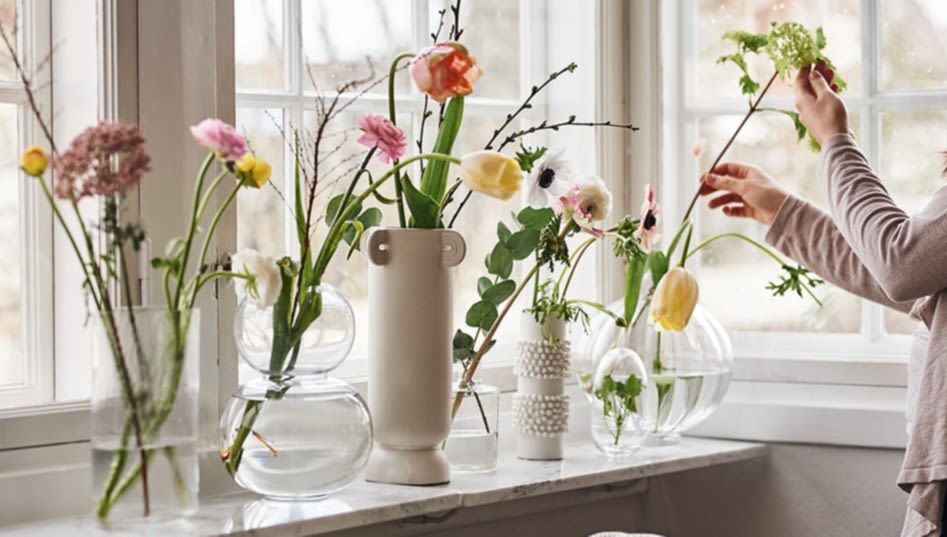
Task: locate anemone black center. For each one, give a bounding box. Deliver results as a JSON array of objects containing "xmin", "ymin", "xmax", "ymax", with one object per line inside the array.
[
  {"xmin": 539, "ymin": 168, "xmax": 556, "ymax": 189},
  {"xmin": 643, "ymin": 211, "xmax": 657, "ymax": 229}
]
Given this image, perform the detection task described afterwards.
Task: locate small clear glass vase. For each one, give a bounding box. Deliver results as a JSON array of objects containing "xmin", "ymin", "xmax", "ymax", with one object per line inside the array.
[
  {"xmin": 589, "ymin": 348, "xmax": 651, "ymax": 459},
  {"xmin": 91, "ymin": 307, "xmax": 199, "ymax": 525},
  {"xmin": 445, "ymin": 381, "xmax": 499, "ymax": 472},
  {"xmin": 220, "ymin": 283, "xmax": 372, "ymax": 500}
]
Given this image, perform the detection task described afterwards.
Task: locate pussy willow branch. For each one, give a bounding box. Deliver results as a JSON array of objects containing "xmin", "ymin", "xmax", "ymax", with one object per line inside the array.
[{"xmin": 679, "ymin": 71, "xmax": 779, "ymax": 225}]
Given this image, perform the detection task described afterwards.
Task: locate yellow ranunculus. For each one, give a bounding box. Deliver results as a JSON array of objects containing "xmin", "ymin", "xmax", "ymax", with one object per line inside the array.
[
  {"xmin": 20, "ymin": 145, "xmax": 48, "ymax": 177},
  {"xmin": 648, "ymin": 266, "xmax": 699, "ymax": 332},
  {"xmin": 459, "ymin": 150, "xmax": 523, "ymax": 201},
  {"xmin": 235, "ymin": 153, "xmax": 271, "ymax": 188}
]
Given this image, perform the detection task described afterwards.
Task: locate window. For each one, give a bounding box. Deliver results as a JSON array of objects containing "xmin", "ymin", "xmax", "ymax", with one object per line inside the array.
[
  {"xmin": 234, "ymin": 0, "xmax": 601, "ymax": 380},
  {"xmin": 665, "ymin": 0, "xmax": 947, "ymax": 362},
  {"xmin": 0, "ymin": 0, "xmax": 54, "ymax": 409}
]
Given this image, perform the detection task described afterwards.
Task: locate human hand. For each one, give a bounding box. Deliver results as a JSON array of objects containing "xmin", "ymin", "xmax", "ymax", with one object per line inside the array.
[
  {"xmin": 795, "ymin": 59, "xmax": 849, "ymax": 146},
  {"xmin": 699, "ymin": 162, "xmax": 789, "ymax": 227}
]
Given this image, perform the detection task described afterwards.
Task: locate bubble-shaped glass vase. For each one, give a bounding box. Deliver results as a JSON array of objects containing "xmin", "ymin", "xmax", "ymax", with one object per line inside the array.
[
  {"xmin": 220, "ymin": 283, "xmax": 371, "ymax": 500},
  {"xmin": 576, "ymin": 300, "xmax": 732, "ymax": 446},
  {"xmin": 589, "ymin": 348, "xmax": 651, "ymax": 459}
]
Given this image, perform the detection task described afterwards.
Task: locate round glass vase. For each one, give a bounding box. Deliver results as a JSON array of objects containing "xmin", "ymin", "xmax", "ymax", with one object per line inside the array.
[
  {"xmin": 576, "ymin": 300, "xmax": 733, "ymax": 446},
  {"xmin": 91, "ymin": 307, "xmax": 200, "ymax": 525},
  {"xmin": 588, "ymin": 348, "xmax": 651, "ymax": 459},
  {"xmin": 445, "ymin": 380, "xmax": 499, "ymax": 472},
  {"xmin": 220, "ymin": 284, "xmax": 372, "ymax": 500}
]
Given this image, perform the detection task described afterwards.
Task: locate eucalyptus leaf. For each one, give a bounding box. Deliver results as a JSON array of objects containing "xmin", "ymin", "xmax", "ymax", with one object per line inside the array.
[
  {"xmin": 466, "ymin": 300, "xmax": 499, "ymax": 331},
  {"xmin": 506, "ymin": 228, "xmax": 541, "ymax": 260},
  {"xmin": 485, "ymin": 243, "xmax": 513, "ymax": 279},
  {"xmin": 477, "ymin": 276, "xmax": 493, "ymax": 297},
  {"xmin": 482, "ymin": 279, "xmax": 516, "ymax": 306},
  {"xmin": 497, "ymin": 222, "xmax": 512, "ymax": 244},
  {"xmin": 516, "ymin": 206, "xmax": 555, "ymax": 231}
]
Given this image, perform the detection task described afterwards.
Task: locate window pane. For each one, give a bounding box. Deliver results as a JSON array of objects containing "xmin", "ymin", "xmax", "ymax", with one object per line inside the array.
[
  {"xmin": 696, "ymin": 112, "xmax": 862, "ymax": 333},
  {"xmin": 881, "ymin": 0, "xmax": 947, "ymax": 91},
  {"xmin": 236, "ymin": 107, "xmax": 285, "ymax": 259},
  {"xmin": 429, "ymin": 0, "xmax": 521, "ymax": 101},
  {"xmin": 0, "ymin": 103, "xmax": 22, "ymax": 386},
  {"xmin": 881, "ymin": 110, "xmax": 947, "ymax": 334},
  {"xmin": 235, "ymin": 0, "xmax": 284, "ymax": 91},
  {"xmin": 301, "ymin": 0, "xmax": 412, "ymax": 94},
  {"xmin": 695, "ymin": 0, "xmax": 861, "ymax": 100}
]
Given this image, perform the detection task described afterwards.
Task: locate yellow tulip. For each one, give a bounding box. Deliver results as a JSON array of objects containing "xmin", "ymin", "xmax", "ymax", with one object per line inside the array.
[
  {"xmin": 460, "ymin": 150, "xmax": 523, "ymax": 201},
  {"xmin": 235, "ymin": 153, "xmax": 271, "ymax": 188},
  {"xmin": 648, "ymin": 266, "xmax": 699, "ymax": 332},
  {"xmin": 20, "ymin": 145, "xmax": 48, "ymax": 177}
]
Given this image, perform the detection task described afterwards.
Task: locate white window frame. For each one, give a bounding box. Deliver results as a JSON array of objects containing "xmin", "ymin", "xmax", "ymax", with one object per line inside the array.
[{"xmin": 662, "ymin": 0, "xmax": 934, "ymax": 448}]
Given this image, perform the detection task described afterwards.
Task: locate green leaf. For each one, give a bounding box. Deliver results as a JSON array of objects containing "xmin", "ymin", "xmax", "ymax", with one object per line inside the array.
[
  {"xmin": 623, "ymin": 255, "xmax": 647, "ymax": 325},
  {"xmin": 517, "ymin": 206, "xmax": 555, "ymax": 230},
  {"xmin": 506, "ymin": 228, "xmax": 541, "ymax": 260},
  {"xmin": 466, "ymin": 300, "xmax": 499, "ymax": 331},
  {"xmin": 486, "ymin": 243, "xmax": 513, "ymax": 279},
  {"xmin": 294, "ymin": 137, "xmax": 307, "ymax": 248},
  {"xmin": 815, "ymin": 26, "xmax": 827, "ymax": 51},
  {"xmin": 648, "ymin": 250, "xmax": 670, "ymax": 287},
  {"xmin": 402, "ymin": 177, "xmax": 441, "ymax": 229},
  {"xmin": 477, "ymin": 276, "xmax": 493, "ymax": 297},
  {"xmin": 419, "ymin": 96, "xmax": 464, "ymax": 203},
  {"xmin": 482, "ymin": 280, "xmax": 516, "ymax": 305},
  {"xmin": 514, "ymin": 145, "xmax": 548, "ymax": 173},
  {"xmin": 452, "ymin": 329, "xmax": 475, "ymax": 361},
  {"xmin": 326, "ymin": 194, "xmax": 362, "ymax": 228},
  {"xmin": 497, "ymin": 222, "xmax": 512, "ymax": 244}
]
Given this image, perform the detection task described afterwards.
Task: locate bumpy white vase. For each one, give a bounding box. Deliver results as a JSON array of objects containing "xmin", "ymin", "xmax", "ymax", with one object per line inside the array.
[
  {"xmin": 514, "ymin": 313, "xmax": 570, "ymax": 460},
  {"xmin": 362, "ymin": 227, "xmax": 466, "ymax": 485}
]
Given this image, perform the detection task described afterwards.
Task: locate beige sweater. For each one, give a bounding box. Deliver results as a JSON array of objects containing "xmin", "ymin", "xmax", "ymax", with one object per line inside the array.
[{"xmin": 765, "ymin": 133, "xmax": 947, "ymax": 536}]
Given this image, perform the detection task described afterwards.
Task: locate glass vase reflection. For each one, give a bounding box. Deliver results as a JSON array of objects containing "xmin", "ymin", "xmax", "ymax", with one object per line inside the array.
[
  {"xmin": 220, "ymin": 284, "xmax": 372, "ymax": 499},
  {"xmin": 576, "ymin": 300, "xmax": 732, "ymax": 446},
  {"xmin": 445, "ymin": 381, "xmax": 499, "ymax": 472}
]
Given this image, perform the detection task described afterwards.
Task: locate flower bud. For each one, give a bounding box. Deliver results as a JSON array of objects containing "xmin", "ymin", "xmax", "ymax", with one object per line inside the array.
[
  {"xmin": 235, "ymin": 153, "xmax": 272, "ymax": 188},
  {"xmin": 648, "ymin": 266, "xmax": 699, "ymax": 332},
  {"xmin": 459, "ymin": 150, "xmax": 523, "ymax": 201},
  {"xmin": 20, "ymin": 145, "xmax": 48, "ymax": 177}
]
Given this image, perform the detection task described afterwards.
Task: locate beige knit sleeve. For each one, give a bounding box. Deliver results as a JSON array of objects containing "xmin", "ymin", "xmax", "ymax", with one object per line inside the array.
[
  {"xmin": 765, "ymin": 194, "xmax": 912, "ymax": 313},
  {"xmin": 820, "ymin": 133, "xmax": 947, "ymax": 302}
]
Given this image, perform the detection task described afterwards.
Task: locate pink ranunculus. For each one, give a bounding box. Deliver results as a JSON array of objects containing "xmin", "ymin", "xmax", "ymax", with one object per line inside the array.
[
  {"xmin": 190, "ymin": 118, "xmax": 248, "ymax": 162},
  {"xmin": 633, "ymin": 184, "xmax": 660, "ymax": 253},
  {"xmin": 357, "ymin": 113, "xmax": 407, "ymax": 164},
  {"xmin": 409, "ymin": 41, "xmax": 482, "ymax": 103}
]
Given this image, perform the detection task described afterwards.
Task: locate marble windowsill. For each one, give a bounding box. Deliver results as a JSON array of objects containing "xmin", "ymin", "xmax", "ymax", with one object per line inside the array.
[{"xmin": 0, "ymin": 436, "xmax": 765, "ymax": 536}]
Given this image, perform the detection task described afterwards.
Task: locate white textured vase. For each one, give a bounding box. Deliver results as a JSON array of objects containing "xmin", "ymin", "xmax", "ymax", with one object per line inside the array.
[
  {"xmin": 514, "ymin": 313, "xmax": 570, "ymax": 460},
  {"xmin": 362, "ymin": 228, "xmax": 466, "ymax": 485}
]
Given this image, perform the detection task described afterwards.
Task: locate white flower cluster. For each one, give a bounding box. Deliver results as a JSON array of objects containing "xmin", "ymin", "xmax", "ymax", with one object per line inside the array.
[
  {"xmin": 514, "ymin": 340, "xmax": 571, "ymax": 379},
  {"xmin": 512, "ymin": 393, "xmax": 570, "ymax": 437}
]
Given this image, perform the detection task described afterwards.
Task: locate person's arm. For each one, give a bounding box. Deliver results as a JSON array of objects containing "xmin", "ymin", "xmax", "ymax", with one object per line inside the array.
[
  {"xmin": 766, "ymin": 194, "xmax": 913, "ymax": 313},
  {"xmin": 818, "ymin": 133, "xmax": 947, "ymax": 302}
]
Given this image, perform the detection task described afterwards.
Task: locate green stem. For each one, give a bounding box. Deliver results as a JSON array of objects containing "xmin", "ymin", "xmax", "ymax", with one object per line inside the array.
[
  {"xmin": 172, "ymin": 153, "xmax": 215, "ymax": 311},
  {"xmin": 653, "ymin": 332, "xmax": 663, "ymax": 373},
  {"xmin": 191, "ymin": 178, "xmax": 248, "ymax": 306},
  {"xmin": 558, "ymin": 236, "xmax": 596, "ymax": 298},
  {"xmin": 388, "ymin": 52, "xmax": 414, "ymax": 228}
]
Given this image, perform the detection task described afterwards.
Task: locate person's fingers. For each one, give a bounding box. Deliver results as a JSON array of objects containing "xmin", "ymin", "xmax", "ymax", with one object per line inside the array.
[
  {"xmin": 795, "ymin": 66, "xmax": 817, "ymax": 103},
  {"xmin": 699, "ymin": 181, "xmax": 718, "ymax": 196},
  {"xmin": 830, "ymin": 82, "xmax": 839, "ymax": 92},
  {"xmin": 808, "ymin": 68, "xmax": 831, "ymax": 97},
  {"xmin": 707, "ymin": 192, "xmax": 744, "ymax": 209},
  {"xmin": 722, "ymin": 205, "xmax": 753, "ymax": 219},
  {"xmin": 704, "ymin": 173, "xmax": 748, "ymax": 195},
  {"xmin": 710, "ymin": 162, "xmax": 752, "ymax": 179}
]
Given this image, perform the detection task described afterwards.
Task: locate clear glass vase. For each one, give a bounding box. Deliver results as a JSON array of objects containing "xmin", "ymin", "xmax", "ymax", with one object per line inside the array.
[
  {"xmin": 91, "ymin": 307, "xmax": 199, "ymax": 525},
  {"xmin": 576, "ymin": 300, "xmax": 732, "ymax": 446},
  {"xmin": 220, "ymin": 283, "xmax": 372, "ymax": 499},
  {"xmin": 589, "ymin": 348, "xmax": 651, "ymax": 459},
  {"xmin": 445, "ymin": 380, "xmax": 499, "ymax": 472}
]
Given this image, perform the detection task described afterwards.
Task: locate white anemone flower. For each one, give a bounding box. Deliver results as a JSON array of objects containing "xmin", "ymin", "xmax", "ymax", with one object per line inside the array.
[{"xmin": 526, "ymin": 149, "xmax": 573, "ymax": 208}]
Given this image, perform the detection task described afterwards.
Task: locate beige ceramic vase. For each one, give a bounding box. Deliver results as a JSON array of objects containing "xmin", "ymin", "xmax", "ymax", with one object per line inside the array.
[{"xmin": 362, "ymin": 227, "xmax": 466, "ymax": 485}]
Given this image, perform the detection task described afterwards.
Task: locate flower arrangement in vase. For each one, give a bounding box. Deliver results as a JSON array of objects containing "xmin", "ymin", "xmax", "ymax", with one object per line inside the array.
[
  {"xmin": 0, "ymin": 24, "xmax": 263, "ymax": 522},
  {"xmin": 577, "ymin": 21, "xmax": 845, "ymax": 450}
]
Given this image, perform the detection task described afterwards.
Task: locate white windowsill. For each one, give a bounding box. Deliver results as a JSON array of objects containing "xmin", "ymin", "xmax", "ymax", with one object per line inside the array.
[{"xmin": 0, "ymin": 421, "xmax": 765, "ymax": 536}]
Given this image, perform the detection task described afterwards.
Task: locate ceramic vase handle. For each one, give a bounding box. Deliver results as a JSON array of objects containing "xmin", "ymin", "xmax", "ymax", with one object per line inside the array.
[
  {"xmin": 363, "ymin": 228, "xmax": 390, "ymax": 266},
  {"xmin": 440, "ymin": 230, "xmax": 466, "ymax": 267}
]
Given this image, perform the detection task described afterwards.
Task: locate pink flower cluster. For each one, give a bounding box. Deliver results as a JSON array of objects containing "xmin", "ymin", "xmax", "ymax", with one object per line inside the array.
[
  {"xmin": 52, "ymin": 122, "xmax": 151, "ymax": 200},
  {"xmin": 357, "ymin": 113, "xmax": 406, "ymax": 164},
  {"xmin": 190, "ymin": 118, "xmax": 248, "ymax": 161}
]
